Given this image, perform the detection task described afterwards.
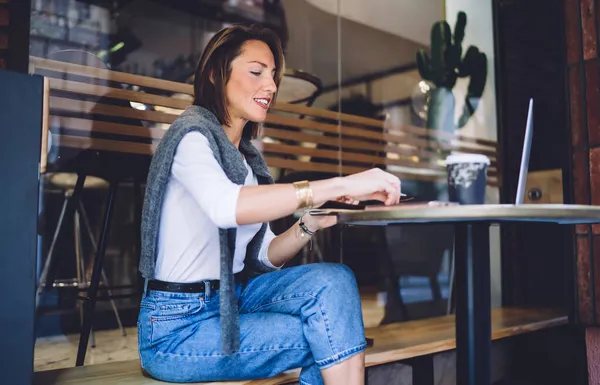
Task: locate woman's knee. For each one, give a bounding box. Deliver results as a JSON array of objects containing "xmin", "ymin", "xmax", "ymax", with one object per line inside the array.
[{"xmin": 308, "ymin": 263, "xmax": 359, "ymax": 293}]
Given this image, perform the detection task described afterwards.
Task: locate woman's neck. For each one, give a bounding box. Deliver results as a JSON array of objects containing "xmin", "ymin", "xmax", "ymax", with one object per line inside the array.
[{"xmin": 222, "ymin": 117, "xmax": 246, "ymax": 149}]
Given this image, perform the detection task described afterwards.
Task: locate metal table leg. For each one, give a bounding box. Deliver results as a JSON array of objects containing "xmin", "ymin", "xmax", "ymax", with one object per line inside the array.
[
  {"xmin": 454, "ymin": 223, "xmax": 491, "ymax": 385},
  {"xmin": 409, "ymin": 355, "xmax": 435, "ymax": 385}
]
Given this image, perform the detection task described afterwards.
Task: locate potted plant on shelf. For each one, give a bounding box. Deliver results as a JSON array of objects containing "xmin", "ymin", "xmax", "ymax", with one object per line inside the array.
[{"xmin": 416, "ymin": 10, "xmax": 488, "ymax": 134}]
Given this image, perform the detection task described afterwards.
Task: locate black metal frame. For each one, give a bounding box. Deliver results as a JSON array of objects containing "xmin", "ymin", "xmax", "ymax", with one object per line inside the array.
[
  {"xmin": 0, "ymin": 70, "xmax": 44, "ymax": 385},
  {"xmin": 407, "ymin": 355, "xmax": 435, "ymax": 385},
  {"xmin": 454, "ymin": 223, "xmax": 492, "ymax": 385},
  {"xmin": 6, "ymin": 0, "xmax": 31, "ymax": 73}
]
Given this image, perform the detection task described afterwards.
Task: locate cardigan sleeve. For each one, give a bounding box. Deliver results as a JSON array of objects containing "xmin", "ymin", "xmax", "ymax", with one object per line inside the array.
[{"xmin": 171, "ymin": 132, "xmax": 242, "ymax": 229}]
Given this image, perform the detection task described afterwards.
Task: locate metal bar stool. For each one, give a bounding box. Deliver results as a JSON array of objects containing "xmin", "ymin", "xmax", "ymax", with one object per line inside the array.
[{"xmin": 36, "ymin": 172, "xmax": 126, "ymax": 347}]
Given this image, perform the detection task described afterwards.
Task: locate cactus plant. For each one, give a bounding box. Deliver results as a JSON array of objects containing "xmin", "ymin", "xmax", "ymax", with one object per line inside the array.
[{"xmin": 416, "ymin": 11, "xmax": 487, "ymax": 132}]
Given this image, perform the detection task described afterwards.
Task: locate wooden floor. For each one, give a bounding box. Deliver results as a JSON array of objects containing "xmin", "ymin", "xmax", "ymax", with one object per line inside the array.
[
  {"xmin": 33, "ymin": 307, "xmax": 568, "ymax": 385},
  {"xmin": 363, "ymin": 306, "xmax": 567, "ymax": 367}
]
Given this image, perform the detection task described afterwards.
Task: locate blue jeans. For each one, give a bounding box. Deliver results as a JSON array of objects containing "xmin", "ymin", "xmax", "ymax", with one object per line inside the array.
[{"xmin": 137, "ymin": 263, "xmax": 367, "ymax": 384}]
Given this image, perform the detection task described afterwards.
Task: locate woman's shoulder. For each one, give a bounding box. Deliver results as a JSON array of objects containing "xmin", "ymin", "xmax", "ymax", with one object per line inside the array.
[
  {"xmin": 159, "ymin": 106, "xmax": 223, "ymax": 146},
  {"xmin": 168, "ymin": 106, "xmax": 217, "ymax": 133}
]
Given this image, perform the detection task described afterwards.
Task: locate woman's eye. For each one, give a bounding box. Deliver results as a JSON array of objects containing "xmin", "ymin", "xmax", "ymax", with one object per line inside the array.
[{"xmin": 250, "ymin": 71, "xmax": 261, "ymax": 76}]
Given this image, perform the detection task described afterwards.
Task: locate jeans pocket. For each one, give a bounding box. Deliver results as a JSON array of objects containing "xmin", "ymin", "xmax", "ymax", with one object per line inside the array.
[
  {"xmin": 152, "ymin": 300, "xmax": 204, "ymax": 322},
  {"xmin": 140, "ymin": 302, "xmax": 155, "ymax": 310}
]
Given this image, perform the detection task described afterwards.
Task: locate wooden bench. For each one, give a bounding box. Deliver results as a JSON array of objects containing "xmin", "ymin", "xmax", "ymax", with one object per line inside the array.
[{"xmin": 33, "ymin": 307, "xmax": 567, "ymax": 385}]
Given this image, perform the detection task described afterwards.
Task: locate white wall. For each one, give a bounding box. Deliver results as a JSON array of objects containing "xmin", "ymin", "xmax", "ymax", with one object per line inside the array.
[{"xmin": 305, "ymin": 0, "xmax": 443, "ymax": 45}]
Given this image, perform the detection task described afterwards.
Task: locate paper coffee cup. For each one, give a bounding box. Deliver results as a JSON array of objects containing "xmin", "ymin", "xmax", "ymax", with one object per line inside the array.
[{"xmin": 445, "ymin": 154, "xmax": 490, "ymax": 204}]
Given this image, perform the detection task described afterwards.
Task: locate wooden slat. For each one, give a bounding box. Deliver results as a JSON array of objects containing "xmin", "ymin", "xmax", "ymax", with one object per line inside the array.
[
  {"xmin": 266, "ymin": 114, "xmax": 497, "ymax": 160},
  {"xmin": 33, "ymin": 307, "xmax": 565, "ymax": 385},
  {"xmin": 264, "ymin": 156, "xmax": 444, "ymax": 182},
  {"xmin": 271, "ymin": 102, "xmax": 498, "ymax": 149},
  {"xmin": 50, "ymin": 115, "xmax": 165, "ymax": 141},
  {"xmin": 265, "ymin": 142, "xmax": 442, "ymax": 172},
  {"xmin": 263, "ymin": 126, "xmax": 386, "ymax": 153},
  {"xmin": 263, "ymin": 142, "xmax": 423, "ymax": 169},
  {"xmin": 262, "ymin": 142, "xmax": 499, "ymax": 178},
  {"xmin": 50, "ymin": 96, "xmax": 179, "ymax": 125},
  {"xmin": 48, "ymin": 78, "xmax": 191, "ymax": 111},
  {"xmin": 31, "ymin": 56, "xmax": 193, "ymax": 95},
  {"xmin": 262, "ymin": 128, "xmax": 498, "ymax": 174},
  {"xmin": 54, "ymin": 134, "xmax": 156, "ymax": 156}
]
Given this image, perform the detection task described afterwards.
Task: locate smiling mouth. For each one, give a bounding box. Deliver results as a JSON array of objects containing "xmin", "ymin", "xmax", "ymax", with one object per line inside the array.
[{"xmin": 253, "ymin": 98, "xmax": 271, "ymax": 110}]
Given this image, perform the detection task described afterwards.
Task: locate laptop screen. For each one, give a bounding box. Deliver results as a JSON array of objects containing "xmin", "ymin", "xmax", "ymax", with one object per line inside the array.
[{"xmin": 515, "ymin": 98, "xmax": 534, "ymax": 205}]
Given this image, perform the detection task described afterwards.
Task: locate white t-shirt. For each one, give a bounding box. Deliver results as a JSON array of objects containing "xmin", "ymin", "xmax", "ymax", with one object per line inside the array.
[{"xmin": 154, "ymin": 132, "xmax": 277, "ymax": 283}]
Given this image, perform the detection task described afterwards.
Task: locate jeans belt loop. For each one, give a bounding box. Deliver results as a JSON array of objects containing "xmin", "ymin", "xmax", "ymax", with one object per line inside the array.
[
  {"xmin": 143, "ymin": 279, "xmax": 148, "ymax": 298},
  {"xmin": 204, "ymin": 281, "xmax": 211, "ymax": 303}
]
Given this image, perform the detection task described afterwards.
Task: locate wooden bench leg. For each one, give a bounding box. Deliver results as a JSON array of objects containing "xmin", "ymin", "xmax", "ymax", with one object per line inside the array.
[{"xmin": 408, "ymin": 355, "xmax": 434, "ymax": 385}]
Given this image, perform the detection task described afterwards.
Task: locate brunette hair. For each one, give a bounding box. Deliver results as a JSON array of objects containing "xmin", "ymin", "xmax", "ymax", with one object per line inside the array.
[{"xmin": 193, "ymin": 23, "xmax": 285, "ymax": 139}]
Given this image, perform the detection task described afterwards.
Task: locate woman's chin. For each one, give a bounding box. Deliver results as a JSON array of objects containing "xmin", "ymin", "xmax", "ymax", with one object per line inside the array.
[{"xmin": 247, "ymin": 112, "xmax": 268, "ymax": 123}]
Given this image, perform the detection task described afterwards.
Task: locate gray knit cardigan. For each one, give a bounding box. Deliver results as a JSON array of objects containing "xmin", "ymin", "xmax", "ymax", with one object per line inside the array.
[{"xmin": 139, "ymin": 105, "xmax": 277, "ymax": 354}]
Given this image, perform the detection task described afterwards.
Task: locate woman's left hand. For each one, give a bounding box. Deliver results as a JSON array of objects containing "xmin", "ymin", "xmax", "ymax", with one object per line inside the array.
[
  {"xmin": 302, "ymin": 196, "xmax": 360, "ymax": 232},
  {"xmin": 302, "ymin": 212, "xmax": 337, "ymax": 232}
]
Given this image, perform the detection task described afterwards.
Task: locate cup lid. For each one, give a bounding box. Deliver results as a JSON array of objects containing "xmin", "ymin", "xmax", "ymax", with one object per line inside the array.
[{"xmin": 445, "ymin": 153, "xmax": 490, "ymax": 165}]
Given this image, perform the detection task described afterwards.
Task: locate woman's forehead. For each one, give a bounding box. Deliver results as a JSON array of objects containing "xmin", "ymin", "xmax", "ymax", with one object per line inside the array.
[{"xmin": 237, "ymin": 40, "xmax": 276, "ymax": 68}]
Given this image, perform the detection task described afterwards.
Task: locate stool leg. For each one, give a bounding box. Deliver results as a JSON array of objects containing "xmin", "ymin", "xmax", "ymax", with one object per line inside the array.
[
  {"xmin": 447, "ymin": 246, "xmax": 456, "ymax": 315},
  {"xmin": 74, "ymin": 210, "xmax": 96, "ymax": 348},
  {"xmin": 35, "ymin": 193, "xmax": 68, "ymax": 308},
  {"xmin": 76, "ymin": 182, "xmax": 118, "ymax": 366},
  {"xmin": 36, "ymin": 174, "xmax": 86, "ymax": 308},
  {"xmin": 79, "ymin": 200, "xmax": 126, "ymax": 337}
]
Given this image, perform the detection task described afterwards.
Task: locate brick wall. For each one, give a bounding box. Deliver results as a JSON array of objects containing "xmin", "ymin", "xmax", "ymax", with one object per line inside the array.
[
  {"xmin": 564, "ymin": 0, "xmax": 600, "ymax": 382},
  {"xmin": 565, "ymin": 0, "xmax": 600, "ymax": 326}
]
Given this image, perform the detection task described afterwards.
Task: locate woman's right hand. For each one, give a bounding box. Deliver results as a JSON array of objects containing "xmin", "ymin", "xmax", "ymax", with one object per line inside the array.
[{"xmin": 339, "ymin": 168, "xmax": 402, "ymax": 206}]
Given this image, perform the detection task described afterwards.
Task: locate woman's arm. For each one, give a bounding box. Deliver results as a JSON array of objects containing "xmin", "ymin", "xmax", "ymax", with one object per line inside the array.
[
  {"xmin": 235, "ymin": 178, "xmax": 345, "ymax": 225},
  {"xmin": 236, "ymin": 168, "xmax": 401, "ymax": 226},
  {"xmin": 263, "ymin": 217, "xmax": 315, "ymax": 267},
  {"xmin": 173, "ymin": 132, "xmax": 401, "ymax": 229}
]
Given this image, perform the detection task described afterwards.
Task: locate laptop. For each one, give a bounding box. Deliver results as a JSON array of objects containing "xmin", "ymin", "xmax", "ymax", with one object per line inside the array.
[{"xmin": 515, "ymin": 98, "xmax": 534, "ymax": 205}]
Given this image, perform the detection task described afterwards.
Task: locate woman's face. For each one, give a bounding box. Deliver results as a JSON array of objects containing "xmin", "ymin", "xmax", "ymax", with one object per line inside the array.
[{"xmin": 225, "ymin": 39, "xmax": 277, "ymax": 125}]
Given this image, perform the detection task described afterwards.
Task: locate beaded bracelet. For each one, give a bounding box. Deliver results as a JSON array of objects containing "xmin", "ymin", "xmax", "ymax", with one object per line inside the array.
[{"xmin": 298, "ymin": 214, "xmax": 317, "ymax": 250}]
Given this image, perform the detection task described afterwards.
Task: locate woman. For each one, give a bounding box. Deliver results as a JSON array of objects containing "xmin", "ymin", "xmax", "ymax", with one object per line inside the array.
[{"xmin": 137, "ymin": 24, "xmax": 401, "ymax": 385}]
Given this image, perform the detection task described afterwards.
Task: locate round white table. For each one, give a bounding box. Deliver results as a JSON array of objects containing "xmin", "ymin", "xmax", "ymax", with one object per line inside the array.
[{"xmin": 336, "ymin": 204, "xmax": 600, "ymax": 385}]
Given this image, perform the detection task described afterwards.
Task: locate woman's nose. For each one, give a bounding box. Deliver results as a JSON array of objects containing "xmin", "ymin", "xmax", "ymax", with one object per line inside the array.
[{"xmin": 264, "ymin": 77, "xmax": 277, "ymax": 93}]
